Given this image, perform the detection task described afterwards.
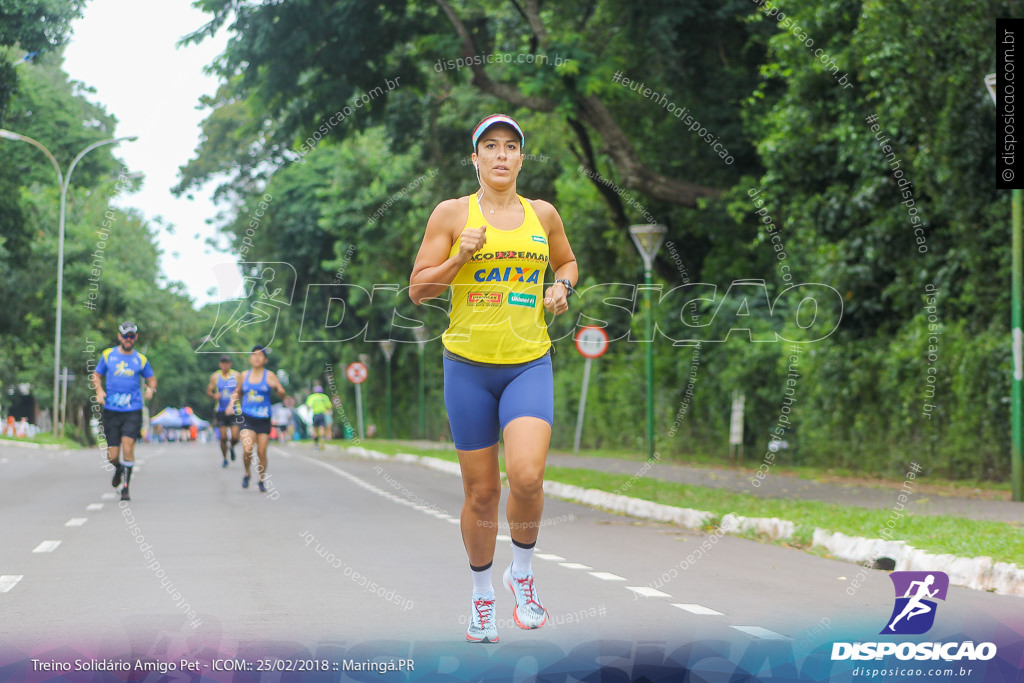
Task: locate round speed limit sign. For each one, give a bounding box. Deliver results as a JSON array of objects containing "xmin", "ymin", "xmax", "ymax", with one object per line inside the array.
[
  {"xmin": 575, "ymin": 326, "xmax": 609, "ymax": 359},
  {"xmin": 346, "ymin": 362, "xmax": 368, "ymax": 384}
]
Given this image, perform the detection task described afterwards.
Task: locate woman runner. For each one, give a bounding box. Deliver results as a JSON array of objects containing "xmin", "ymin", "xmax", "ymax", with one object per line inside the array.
[
  {"xmin": 229, "ymin": 345, "xmax": 286, "ymax": 492},
  {"xmin": 409, "ymin": 114, "xmax": 578, "ymax": 643}
]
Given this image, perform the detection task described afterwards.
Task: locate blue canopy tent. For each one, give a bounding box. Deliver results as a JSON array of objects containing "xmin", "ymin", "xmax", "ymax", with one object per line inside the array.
[{"xmin": 150, "ymin": 407, "xmax": 210, "ymax": 429}]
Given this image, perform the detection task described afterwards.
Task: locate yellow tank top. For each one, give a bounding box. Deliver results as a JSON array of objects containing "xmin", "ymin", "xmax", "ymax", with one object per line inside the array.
[{"xmin": 442, "ymin": 194, "xmax": 551, "ymax": 364}]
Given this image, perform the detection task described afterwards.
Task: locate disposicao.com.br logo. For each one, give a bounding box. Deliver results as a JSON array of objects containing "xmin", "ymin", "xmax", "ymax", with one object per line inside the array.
[
  {"xmin": 883, "ymin": 570, "xmax": 948, "ymax": 635},
  {"xmin": 831, "ymin": 571, "xmax": 997, "ymax": 662}
]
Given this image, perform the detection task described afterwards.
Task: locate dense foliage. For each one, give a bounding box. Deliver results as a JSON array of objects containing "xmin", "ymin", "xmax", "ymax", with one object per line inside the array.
[
  {"xmin": 0, "ymin": 45, "xmax": 222, "ymax": 436},
  {"xmin": 1, "ymin": 0, "xmax": 1016, "ymax": 482}
]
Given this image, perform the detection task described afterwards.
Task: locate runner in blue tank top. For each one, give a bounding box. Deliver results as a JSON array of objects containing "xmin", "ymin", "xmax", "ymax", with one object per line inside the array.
[
  {"xmin": 228, "ymin": 345, "xmax": 286, "ymax": 492},
  {"xmin": 206, "ymin": 354, "xmax": 241, "ymax": 468},
  {"xmin": 91, "ymin": 321, "xmax": 157, "ymax": 501}
]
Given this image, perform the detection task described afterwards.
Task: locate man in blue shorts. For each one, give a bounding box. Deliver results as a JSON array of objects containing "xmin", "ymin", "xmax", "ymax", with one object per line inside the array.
[
  {"xmin": 206, "ymin": 354, "xmax": 240, "ymax": 467},
  {"xmin": 92, "ymin": 321, "xmax": 157, "ymax": 501}
]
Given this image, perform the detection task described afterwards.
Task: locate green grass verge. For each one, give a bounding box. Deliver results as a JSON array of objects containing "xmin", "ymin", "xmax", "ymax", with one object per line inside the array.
[
  {"xmin": 332, "ymin": 439, "xmax": 460, "ymax": 463},
  {"xmin": 543, "ymin": 467, "xmax": 1024, "ymax": 566},
  {"xmin": 345, "ymin": 441, "xmax": 1024, "ymax": 566},
  {"xmin": 0, "ymin": 432, "xmax": 81, "ymax": 449}
]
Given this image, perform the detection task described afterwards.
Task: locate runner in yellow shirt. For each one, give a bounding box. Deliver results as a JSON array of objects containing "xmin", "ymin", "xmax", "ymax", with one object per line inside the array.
[
  {"xmin": 305, "ymin": 385, "xmax": 332, "ymax": 450},
  {"xmin": 409, "ymin": 114, "xmax": 578, "ymax": 643}
]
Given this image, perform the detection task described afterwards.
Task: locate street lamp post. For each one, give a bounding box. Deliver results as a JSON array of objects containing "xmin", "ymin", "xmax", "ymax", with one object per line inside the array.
[
  {"xmin": 379, "ymin": 341, "xmax": 396, "ymax": 439},
  {"xmin": 413, "ymin": 327, "xmax": 429, "ymax": 438},
  {"xmin": 0, "ymin": 130, "xmax": 137, "ymax": 437},
  {"xmin": 629, "ymin": 224, "xmax": 667, "ymax": 461},
  {"xmin": 984, "ymin": 74, "xmax": 1023, "ymax": 502}
]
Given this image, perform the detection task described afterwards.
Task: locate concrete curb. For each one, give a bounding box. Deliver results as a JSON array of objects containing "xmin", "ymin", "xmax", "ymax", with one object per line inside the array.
[
  {"xmin": 334, "ymin": 444, "xmax": 1024, "ymax": 598},
  {"xmin": 813, "ymin": 530, "xmax": 1024, "ymax": 597}
]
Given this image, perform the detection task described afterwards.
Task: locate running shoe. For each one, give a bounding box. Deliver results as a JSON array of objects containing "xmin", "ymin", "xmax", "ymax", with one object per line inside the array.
[
  {"xmin": 120, "ymin": 486, "xmax": 130, "ymax": 501},
  {"xmin": 465, "ymin": 593, "xmax": 499, "ymax": 643},
  {"xmin": 257, "ymin": 480, "xmax": 267, "ymax": 493},
  {"xmin": 242, "ymin": 474, "xmax": 250, "ymax": 489},
  {"xmin": 111, "ymin": 463, "xmax": 123, "ymax": 488},
  {"xmin": 222, "ymin": 458, "xmax": 229, "ymax": 468},
  {"xmin": 503, "ymin": 564, "xmax": 548, "ymax": 629}
]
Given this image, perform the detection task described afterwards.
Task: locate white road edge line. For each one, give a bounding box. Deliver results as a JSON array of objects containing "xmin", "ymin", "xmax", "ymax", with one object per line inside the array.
[{"xmin": 289, "ymin": 452, "xmax": 457, "ymax": 523}]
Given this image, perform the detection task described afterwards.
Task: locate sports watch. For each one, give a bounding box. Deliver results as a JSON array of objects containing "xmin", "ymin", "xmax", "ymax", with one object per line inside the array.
[{"xmin": 554, "ymin": 278, "xmax": 575, "ymax": 298}]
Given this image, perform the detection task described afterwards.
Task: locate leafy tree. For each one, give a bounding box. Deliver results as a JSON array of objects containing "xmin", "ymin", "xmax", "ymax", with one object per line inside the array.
[
  {"xmin": 0, "ymin": 51, "xmax": 213, "ymax": 440},
  {"xmin": 170, "ymin": 0, "xmax": 1024, "ymax": 481},
  {"xmin": 0, "ymin": 1, "xmax": 88, "ymax": 258}
]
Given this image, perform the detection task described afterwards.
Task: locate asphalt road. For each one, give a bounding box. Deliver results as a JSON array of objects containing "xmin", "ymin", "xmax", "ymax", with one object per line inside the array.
[{"xmin": 1, "ymin": 441, "xmax": 1021, "ymax": 681}]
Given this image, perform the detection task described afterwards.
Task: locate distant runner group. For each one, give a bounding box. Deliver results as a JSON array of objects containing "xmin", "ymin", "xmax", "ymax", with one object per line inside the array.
[{"xmin": 95, "ymin": 325, "xmax": 337, "ymax": 500}]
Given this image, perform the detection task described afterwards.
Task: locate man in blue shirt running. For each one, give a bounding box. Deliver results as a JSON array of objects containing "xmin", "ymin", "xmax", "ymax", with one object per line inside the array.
[
  {"xmin": 206, "ymin": 354, "xmax": 240, "ymax": 467},
  {"xmin": 92, "ymin": 321, "xmax": 157, "ymax": 501}
]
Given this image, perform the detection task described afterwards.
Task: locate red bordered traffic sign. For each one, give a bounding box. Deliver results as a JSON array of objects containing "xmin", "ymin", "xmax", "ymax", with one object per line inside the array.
[
  {"xmin": 575, "ymin": 326, "xmax": 609, "ymax": 359},
  {"xmin": 346, "ymin": 362, "xmax": 368, "ymax": 384}
]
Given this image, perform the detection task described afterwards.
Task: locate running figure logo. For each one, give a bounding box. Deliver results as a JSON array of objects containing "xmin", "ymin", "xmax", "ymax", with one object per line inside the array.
[
  {"xmin": 197, "ymin": 262, "xmax": 296, "ymax": 354},
  {"xmin": 881, "ymin": 571, "xmax": 949, "ymax": 635}
]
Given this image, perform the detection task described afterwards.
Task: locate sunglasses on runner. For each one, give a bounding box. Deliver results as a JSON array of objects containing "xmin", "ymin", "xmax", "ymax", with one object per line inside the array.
[{"xmin": 121, "ymin": 332, "xmax": 137, "ymax": 339}]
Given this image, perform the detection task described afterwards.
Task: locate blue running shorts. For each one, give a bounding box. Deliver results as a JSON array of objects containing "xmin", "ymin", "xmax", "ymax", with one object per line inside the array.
[{"xmin": 443, "ymin": 353, "xmax": 554, "ymax": 451}]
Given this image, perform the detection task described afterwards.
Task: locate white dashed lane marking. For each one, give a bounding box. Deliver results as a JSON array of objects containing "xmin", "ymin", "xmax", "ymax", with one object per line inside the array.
[
  {"xmin": 86, "ymin": 503, "xmax": 104, "ymax": 511},
  {"xmin": 32, "ymin": 541, "xmax": 61, "ymax": 553},
  {"xmin": 0, "ymin": 575, "xmax": 23, "ymax": 593},
  {"xmin": 316, "ymin": 449, "xmax": 793, "ymax": 639},
  {"xmin": 673, "ymin": 603, "xmax": 724, "ymax": 616},
  {"xmin": 65, "ymin": 518, "xmax": 88, "ymax": 527},
  {"xmin": 731, "ymin": 625, "xmax": 790, "ymax": 640},
  {"xmin": 627, "ymin": 586, "xmax": 672, "ymax": 598},
  {"xmin": 101, "ymin": 493, "xmax": 116, "ymax": 500}
]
